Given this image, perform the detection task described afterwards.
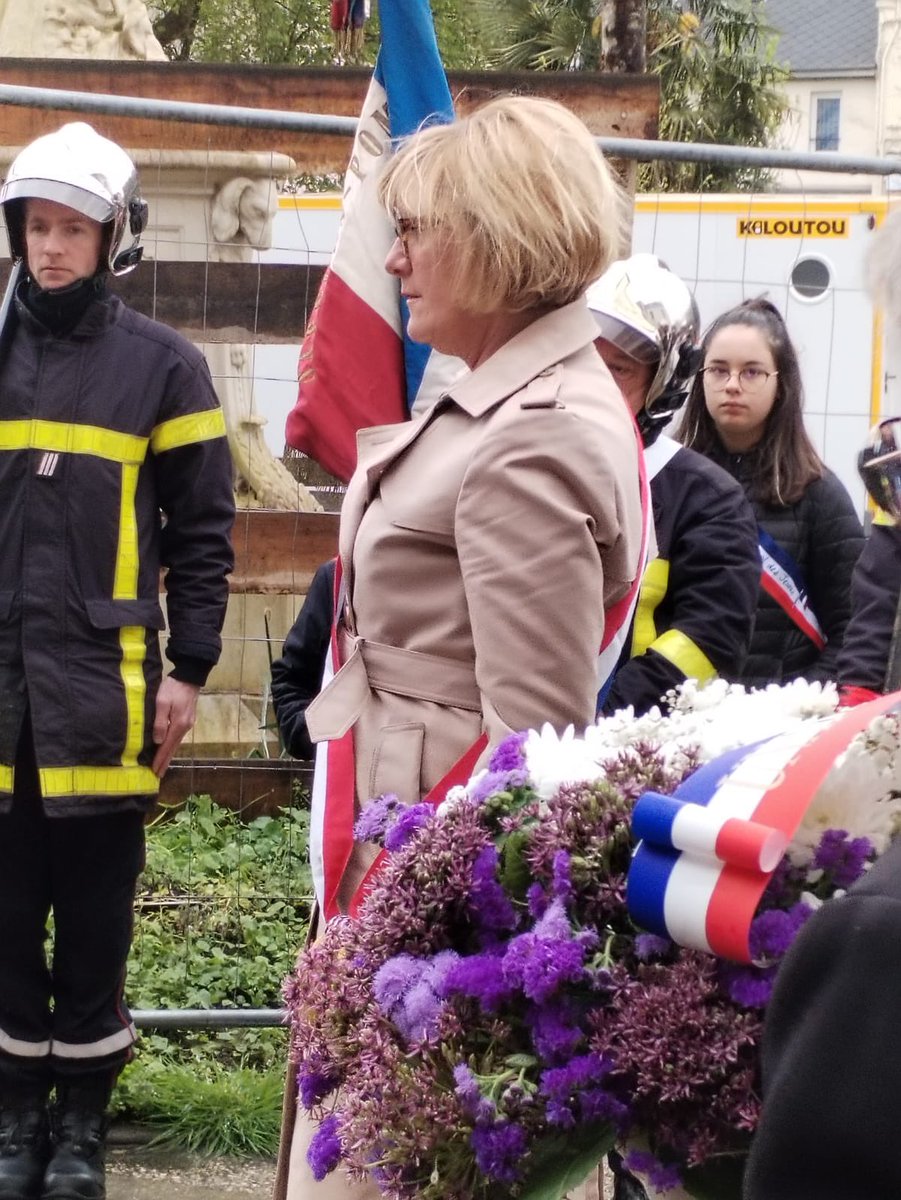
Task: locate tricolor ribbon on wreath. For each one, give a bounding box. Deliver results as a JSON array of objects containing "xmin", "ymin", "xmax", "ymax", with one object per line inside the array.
[{"xmin": 627, "ymin": 690, "xmax": 901, "ymax": 962}]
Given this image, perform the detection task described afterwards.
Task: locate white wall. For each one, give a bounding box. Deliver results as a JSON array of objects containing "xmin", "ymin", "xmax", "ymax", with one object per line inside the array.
[{"xmin": 770, "ymin": 76, "xmax": 878, "ymax": 193}]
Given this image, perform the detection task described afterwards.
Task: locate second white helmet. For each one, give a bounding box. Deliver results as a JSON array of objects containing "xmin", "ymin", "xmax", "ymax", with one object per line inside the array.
[{"xmin": 586, "ymin": 253, "xmax": 701, "ymax": 435}]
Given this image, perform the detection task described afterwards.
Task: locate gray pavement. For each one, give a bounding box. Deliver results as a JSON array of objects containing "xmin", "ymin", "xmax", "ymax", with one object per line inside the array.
[{"xmin": 107, "ymin": 1143, "xmax": 276, "ymax": 1199}]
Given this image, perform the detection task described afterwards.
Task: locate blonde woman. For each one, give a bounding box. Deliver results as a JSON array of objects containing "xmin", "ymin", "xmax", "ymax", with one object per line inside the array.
[{"xmin": 275, "ymin": 95, "xmax": 645, "ymax": 1200}]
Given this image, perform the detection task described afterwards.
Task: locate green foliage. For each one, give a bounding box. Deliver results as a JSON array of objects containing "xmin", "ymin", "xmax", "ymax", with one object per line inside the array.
[
  {"xmin": 153, "ymin": 0, "xmax": 335, "ymax": 63},
  {"xmin": 152, "ymin": 0, "xmax": 493, "ymax": 67},
  {"xmin": 475, "ymin": 0, "xmax": 789, "ymax": 192},
  {"xmin": 472, "ymin": 0, "xmax": 599, "ymax": 70},
  {"xmin": 643, "ymin": 0, "xmax": 789, "ymax": 192},
  {"xmin": 116, "ymin": 795, "xmax": 312, "ymax": 1156},
  {"xmin": 121, "ymin": 1059, "xmax": 285, "ymax": 1157}
]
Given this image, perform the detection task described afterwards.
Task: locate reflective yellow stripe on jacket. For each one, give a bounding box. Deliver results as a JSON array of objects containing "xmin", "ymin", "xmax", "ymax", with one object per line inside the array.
[
  {"xmin": 0, "ymin": 418, "xmax": 147, "ymax": 463},
  {"xmin": 631, "ymin": 557, "xmax": 717, "ymax": 683},
  {"xmin": 151, "ymin": 408, "xmax": 227, "ymax": 453},
  {"xmin": 0, "ymin": 417, "xmax": 175, "ymax": 795}
]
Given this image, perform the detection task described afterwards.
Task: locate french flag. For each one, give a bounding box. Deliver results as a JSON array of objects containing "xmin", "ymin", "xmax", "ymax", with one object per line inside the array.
[
  {"xmin": 285, "ymin": 0, "xmax": 460, "ymax": 483},
  {"xmin": 627, "ymin": 691, "xmax": 901, "ymax": 962}
]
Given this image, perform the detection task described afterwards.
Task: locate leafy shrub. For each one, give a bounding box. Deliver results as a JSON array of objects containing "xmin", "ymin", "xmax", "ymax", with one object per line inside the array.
[{"xmin": 114, "ymin": 795, "xmax": 313, "ymax": 1156}]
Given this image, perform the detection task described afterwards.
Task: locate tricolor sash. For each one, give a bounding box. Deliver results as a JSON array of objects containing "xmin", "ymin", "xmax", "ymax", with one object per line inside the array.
[
  {"xmin": 627, "ymin": 691, "xmax": 901, "ymax": 962},
  {"xmin": 309, "ymin": 560, "xmax": 355, "ymax": 922},
  {"xmin": 758, "ymin": 526, "xmax": 825, "ymax": 650},
  {"xmin": 597, "ymin": 419, "xmax": 653, "ymax": 709}
]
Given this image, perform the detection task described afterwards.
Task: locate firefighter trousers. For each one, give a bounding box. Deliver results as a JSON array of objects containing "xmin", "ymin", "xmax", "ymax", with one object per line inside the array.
[{"xmin": 0, "ymin": 725, "xmax": 145, "ymax": 1088}]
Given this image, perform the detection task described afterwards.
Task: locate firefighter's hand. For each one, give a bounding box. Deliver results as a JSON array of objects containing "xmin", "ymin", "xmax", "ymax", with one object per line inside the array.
[{"xmin": 152, "ymin": 677, "xmax": 201, "ymax": 777}]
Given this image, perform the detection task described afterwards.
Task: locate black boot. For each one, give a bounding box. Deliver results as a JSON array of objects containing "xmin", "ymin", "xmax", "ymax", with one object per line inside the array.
[
  {"xmin": 43, "ymin": 1083, "xmax": 110, "ymax": 1200},
  {"xmin": 0, "ymin": 1089, "xmax": 50, "ymax": 1200}
]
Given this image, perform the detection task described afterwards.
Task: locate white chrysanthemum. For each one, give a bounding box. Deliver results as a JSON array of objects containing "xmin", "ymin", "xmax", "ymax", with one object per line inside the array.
[
  {"xmin": 791, "ymin": 717, "xmax": 901, "ymax": 860},
  {"xmin": 589, "ymin": 678, "xmax": 840, "ymax": 767},
  {"xmin": 436, "ymin": 784, "xmax": 468, "ymax": 818},
  {"xmin": 522, "ymin": 723, "xmax": 603, "ymax": 799}
]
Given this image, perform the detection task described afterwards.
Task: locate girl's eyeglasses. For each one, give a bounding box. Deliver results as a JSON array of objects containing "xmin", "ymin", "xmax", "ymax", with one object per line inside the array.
[{"xmin": 701, "ymin": 365, "xmax": 778, "ymax": 392}]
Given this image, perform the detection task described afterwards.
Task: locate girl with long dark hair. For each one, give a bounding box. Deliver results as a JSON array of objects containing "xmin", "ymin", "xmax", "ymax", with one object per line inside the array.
[{"xmin": 679, "ymin": 297, "xmax": 863, "ymax": 687}]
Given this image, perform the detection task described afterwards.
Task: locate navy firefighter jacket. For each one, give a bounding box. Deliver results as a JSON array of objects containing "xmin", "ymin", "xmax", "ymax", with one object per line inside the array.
[
  {"xmin": 602, "ymin": 435, "xmax": 760, "ymax": 715},
  {"xmin": 0, "ymin": 288, "xmax": 235, "ymax": 816}
]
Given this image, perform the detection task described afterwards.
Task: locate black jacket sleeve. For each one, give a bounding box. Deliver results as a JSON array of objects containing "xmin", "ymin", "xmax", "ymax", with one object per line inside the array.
[
  {"xmin": 603, "ymin": 450, "xmax": 759, "ymax": 715},
  {"xmin": 154, "ymin": 355, "xmax": 236, "ymax": 685},
  {"xmin": 802, "ymin": 471, "xmax": 865, "ymax": 683},
  {"xmin": 744, "ymin": 838, "xmax": 901, "ymax": 1200},
  {"xmin": 837, "ymin": 523, "xmax": 901, "ymax": 692},
  {"xmin": 270, "ymin": 560, "xmax": 336, "ymax": 759}
]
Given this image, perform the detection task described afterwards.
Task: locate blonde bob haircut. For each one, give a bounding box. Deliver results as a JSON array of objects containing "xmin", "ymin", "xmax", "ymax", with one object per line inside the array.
[{"xmin": 377, "ymin": 95, "xmax": 627, "ymax": 314}]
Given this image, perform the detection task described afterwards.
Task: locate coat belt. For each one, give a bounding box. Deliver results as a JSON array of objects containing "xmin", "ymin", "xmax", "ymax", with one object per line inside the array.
[{"xmin": 305, "ymin": 631, "xmax": 482, "ymax": 743}]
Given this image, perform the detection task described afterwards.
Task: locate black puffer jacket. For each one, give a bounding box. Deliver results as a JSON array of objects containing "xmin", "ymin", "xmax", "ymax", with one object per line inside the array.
[
  {"xmin": 709, "ymin": 446, "xmax": 864, "ymax": 688},
  {"xmin": 837, "ymin": 521, "xmax": 901, "ymax": 693}
]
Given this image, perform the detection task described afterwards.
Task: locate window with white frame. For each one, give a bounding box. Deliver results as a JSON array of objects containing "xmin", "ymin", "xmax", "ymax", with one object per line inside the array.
[{"xmin": 811, "ymin": 95, "xmax": 841, "ymax": 152}]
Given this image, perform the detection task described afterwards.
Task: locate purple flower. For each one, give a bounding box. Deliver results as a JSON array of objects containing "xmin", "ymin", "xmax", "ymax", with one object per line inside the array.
[
  {"xmin": 353, "ymin": 793, "xmax": 400, "ymax": 843},
  {"xmin": 814, "ymin": 829, "xmax": 874, "ymax": 889},
  {"xmin": 298, "ymin": 1069, "xmax": 339, "ymax": 1110},
  {"xmin": 383, "ymin": 803, "xmax": 434, "ymax": 851},
  {"xmin": 539, "ymin": 1052, "xmax": 618, "ymax": 1129},
  {"xmin": 719, "ymin": 962, "xmax": 777, "ymax": 1009},
  {"xmin": 453, "ymin": 1063, "xmax": 482, "ymax": 1115},
  {"xmin": 307, "ymin": 1114, "xmax": 343, "ymax": 1181},
  {"xmin": 488, "ymin": 731, "xmax": 528, "ymax": 772},
  {"xmin": 624, "ymin": 1149, "xmax": 683, "ymax": 1193},
  {"xmin": 470, "ymin": 845, "xmax": 517, "ymax": 934},
  {"xmin": 470, "ymin": 1120, "xmax": 527, "ymax": 1184},
  {"xmin": 424, "ymin": 949, "xmax": 460, "ymax": 991},
  {"xmin": 552, "ymin": 850, "xmax": 574, "ymax": 904},
  {"xmin": 527, "ymin": 882, "xmax": 548, "ymax": 918},
  {"xmin": 533, "ymin": 898, "xmax": 573, "ymax": 941},
  {"xmin": 635, "ymin": 933, "xmax": 672, "ymax": 961},
  {"xmin": 528, "ymin": 1000, "xmax": 585, "ymax": 1061},
  {"xmin": 373, "ymin": 954, "xmax": 422, "ymax": 1013},
  {"xmin": 468, "ymin": 768, "xmax": 528, "ymax": 806},
  {"xmin": 441, "ymin": 951, "xmax": 516, "ymax": 1011},
  {"xmin": 394, "ymin": 979, "xmax": 443, "ymax": 1042},
  {"xmin": 748, "ymin": 902, "xmax": 813, "ymax": 961},
  {"xmin": 502, "ymin": 903, "xmax": 595, "ymax": 1004},
  {"xmin": 453, "ymin": 1063, "xmax": 496, "ymax": 1124}
]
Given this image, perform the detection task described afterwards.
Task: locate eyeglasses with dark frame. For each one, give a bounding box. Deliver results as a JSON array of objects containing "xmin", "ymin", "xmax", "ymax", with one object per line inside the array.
[{"xmin": 701, "ymin": 365, "xmax": 779, "ymax": 392}]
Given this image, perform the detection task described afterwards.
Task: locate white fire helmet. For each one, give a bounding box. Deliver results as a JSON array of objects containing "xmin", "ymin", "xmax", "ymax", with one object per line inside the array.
[
  {"xmin": 859, "ymin": 416, "xmax": 901, "ymax": 521},
  {"xmin": 0, "ymin": 122, "xmax": 148, "ymax": 276},
  {"xmin": 586, "ymin": 253, "xmax": 701, "ymax": 437}
]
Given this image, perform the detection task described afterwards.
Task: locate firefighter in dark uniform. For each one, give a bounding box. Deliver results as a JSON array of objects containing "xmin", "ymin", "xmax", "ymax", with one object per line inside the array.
[
  {"xmin": 0, "ymin": 124, "xmax": 235, "ymax": 1198},
  {"xmin": 836, "ymin": 415, "xmax": 901, "ymax": 704},
  {"xmin": 586, "ymin": 254, "xmax": 760, "ymax": 716}
]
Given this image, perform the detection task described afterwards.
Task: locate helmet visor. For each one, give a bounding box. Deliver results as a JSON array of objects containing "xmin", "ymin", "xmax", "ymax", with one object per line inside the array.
[
  {"xmin": 2, "ymin": 178, "xmax": 114, "ymax": 225},
  {"xmin": 592, "ymin": 312, "xmax": 659, "ymax": 364}
]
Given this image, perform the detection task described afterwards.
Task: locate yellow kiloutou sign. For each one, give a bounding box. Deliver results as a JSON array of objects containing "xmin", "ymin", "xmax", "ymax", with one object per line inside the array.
[{"xmin": 736, "ymin": 216, "xmax": 849, "ymax": 237}]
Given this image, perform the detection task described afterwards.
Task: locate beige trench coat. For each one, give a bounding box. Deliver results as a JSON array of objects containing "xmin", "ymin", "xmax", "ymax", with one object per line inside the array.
[{"xmin": 275, "ymin": 299, "xmax": 644, "ymax": 1200}]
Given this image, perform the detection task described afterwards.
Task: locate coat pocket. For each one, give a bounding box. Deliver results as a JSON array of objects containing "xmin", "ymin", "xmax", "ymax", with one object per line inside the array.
[
  {"xmin": 84, "ymin": 598, "xmax": 166, "ymax": 631},
  {"xmin": 368, "ymin": 722, "xmax": 425, "ymax": 806}
]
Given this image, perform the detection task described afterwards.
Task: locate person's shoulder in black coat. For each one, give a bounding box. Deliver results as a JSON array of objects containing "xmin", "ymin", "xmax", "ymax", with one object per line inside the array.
[
  {"xmin": 270, "ymin": 559, "xmax": 336, "ymax": 759},
  {"xmin": 838, "ymin": 520, "xmax": 901, "ymax": 695},
  {"xmin": 744, "ymin": 834, "xmax": 901, "ymax": 1200}
]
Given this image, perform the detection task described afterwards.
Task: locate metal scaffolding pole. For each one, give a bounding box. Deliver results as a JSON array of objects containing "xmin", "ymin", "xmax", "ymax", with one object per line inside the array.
[{"xmin": 3, "ymin": 81, "xmax": 901, "ymax": 176}]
